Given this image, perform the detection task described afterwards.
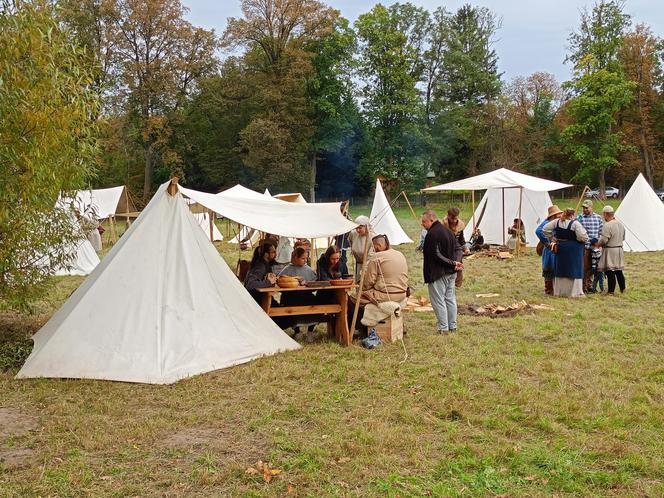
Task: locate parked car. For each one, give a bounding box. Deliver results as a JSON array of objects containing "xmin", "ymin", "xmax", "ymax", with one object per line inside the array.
[
  {"xmin": 585, "ymin": 186, "xmax": 620, "ymax": 199},
  {"xmin": 655, "ymin": 188, "xmax": 664, "ymax": 201}
]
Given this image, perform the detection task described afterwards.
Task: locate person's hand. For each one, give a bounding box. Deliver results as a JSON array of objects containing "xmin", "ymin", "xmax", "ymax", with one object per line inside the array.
[
  {"xmin": 454, "ymin": 261, "xmax": 464, "ymax": 271},
  {"xmin": 266, "ymin": 273, "xmax": 276, "ymax": 285}
]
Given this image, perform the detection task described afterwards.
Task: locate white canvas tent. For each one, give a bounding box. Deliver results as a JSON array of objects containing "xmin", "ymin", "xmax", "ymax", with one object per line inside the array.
[
  {"xmin": 369, "ymin": 179, "xmax": 412, "ymax": 245},
  {"xmin": 17, "ymin": 180, "xmax": 300, "ymax": 384},
  {"xmin": 462, "ymin": 188, "xmax": 553, "ymax": 247},
  {"xmin": 53, "ymin": 238, "xmax": 101, "ymax": 276},
  {"xmin": 423, "ymin": 168, "xmax": 572, "ymax": 246},
  {"xmin": 61, "ymin": 186, "xmax": 134, "ymax": 219},
  {"xmin": 274, "ymin": 192, "xmax": 306, "ymax": 203},
  {"xmin": 193, "ymin": 212, "xmax": 223, "ymax": 241},
  {"xmin": 616, "ymin": 173, "xmax": 664, "ymax": 252}
]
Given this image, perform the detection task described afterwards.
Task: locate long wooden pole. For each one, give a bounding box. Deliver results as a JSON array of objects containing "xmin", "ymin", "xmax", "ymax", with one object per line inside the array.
[
  {"xmin": 349, "ymin": 232, "xmax": 371, "ymax": 345},
  {"xmin": 401, "ymin": 191, "xmax": 419, "ymax": 221},
  {"xmin": 208, "ymin": 209, "xmax": 214, "ymax": 242},
  {"xmin": 471, "ymin": 190, "xmax": 476, "ymax": 230},
  {"xmin": 502, "ymin": 188, "xmax": 506, "ymax": 246},
  {"xmin": 575, "ymin": 186, "xmax": 590, "ymax": 213},
  {"xmin": 516, "ymin": 187, "xmax": 523, "ymax": 256}
]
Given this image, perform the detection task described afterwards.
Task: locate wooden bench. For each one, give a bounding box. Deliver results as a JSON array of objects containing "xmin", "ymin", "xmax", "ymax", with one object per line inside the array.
[{"xmin": 256, "ymin": 282, "xmax": 355, "ymax": 345}]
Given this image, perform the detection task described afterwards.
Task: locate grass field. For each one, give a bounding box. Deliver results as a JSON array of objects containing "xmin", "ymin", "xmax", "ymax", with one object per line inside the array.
[{"xmin": 2, "ymin": 200, "xmax": 664, "ymax": 497}]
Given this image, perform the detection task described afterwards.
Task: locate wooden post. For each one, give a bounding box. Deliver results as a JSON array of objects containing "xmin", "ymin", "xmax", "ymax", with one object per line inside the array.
[
  {"xmin": 208, "ymin": 209, "xmax": 214, "ymax": 242},
  {"xmin": 349, "ymin": 231, "xmax": 371, "ymax": 345},
  {"xmin": 471, "ymin": 190, "xmax": 476, "ymax": 230},
  {"xmin": 502, "ymin": 188, "xmax": 506, "ymax": 246},
  {"xmin": 167, "ymin": 177, "xmax": 178, "ymax": 196},
  {"xmin": 516, "ymin": 187, "xmax": 523, "ymax": 256}
]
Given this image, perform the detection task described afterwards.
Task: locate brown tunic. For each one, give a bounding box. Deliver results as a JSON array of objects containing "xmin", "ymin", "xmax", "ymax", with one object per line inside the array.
[{"xmin": 358, "ymin": 248, "xmax": 409, "ymax": 305}]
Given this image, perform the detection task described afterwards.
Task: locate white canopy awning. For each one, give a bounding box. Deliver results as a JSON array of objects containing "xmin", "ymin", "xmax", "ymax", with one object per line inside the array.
[
  {"xmin": 179, "ymin": 185, "xmax": 356, "ymax": 239},
  {"xmin": 422, "ymin": 168, "xmax": 572, "ymax": 192},
  {"xmin": 59, "ymin": 186, "xmax": 133, "ymax": 219}
]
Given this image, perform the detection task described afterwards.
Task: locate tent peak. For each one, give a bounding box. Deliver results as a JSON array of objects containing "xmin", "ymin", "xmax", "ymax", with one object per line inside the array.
[{"xmin": 167, "ymin": 177, "xmax": 179, "ymax": 196}]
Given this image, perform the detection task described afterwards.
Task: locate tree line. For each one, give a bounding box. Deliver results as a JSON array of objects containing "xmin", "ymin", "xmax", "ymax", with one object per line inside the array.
[{"xmin": 1, "ymin": 0, "xmax": 663, "ymax": 306}]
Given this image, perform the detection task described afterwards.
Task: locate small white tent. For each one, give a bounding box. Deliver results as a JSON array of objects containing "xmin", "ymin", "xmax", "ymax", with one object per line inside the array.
[
  {"xmin": 17, "ymin": 181, "xmax": 300, "ymax": 384},
  {"xmin": 369, "ymin": 179, "xmax": 412, "ymax": 245},
  {"xmin": 61, "ymin": 186, "xmax": 135, "ymax": 219},
  {"xmin": 53, "ymin": 238, "xmax": 101, "ymax": 276},
  {"xmin": 192, "ymin": 212, "xmax": 223, "ymax": 241},
  {"xmin": 616, "ymin": 173, "xmax": 664, "ymax": 252},
  {"xmin": 462, "ymin": 188, "xmax": 553, "ymax": 247}
]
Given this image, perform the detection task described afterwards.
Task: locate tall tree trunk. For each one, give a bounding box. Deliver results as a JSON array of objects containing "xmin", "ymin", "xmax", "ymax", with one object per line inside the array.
[
  {"xmin": 143, "ymin": 143, "xmax": 153, "ymax": 203},
  {"xmin": 309, "ymin": 153, "xmax": 317, "ymax": 202},
  {"xmin": 599, "ymin": 169, "xmax": 606, "ymax": 200}
]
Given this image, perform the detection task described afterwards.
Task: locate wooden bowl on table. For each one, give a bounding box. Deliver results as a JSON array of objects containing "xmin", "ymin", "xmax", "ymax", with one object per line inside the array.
[
  {"xmin": 329, "ymin": 279, "xmax": 353, "ymax": 286},
  {"xmin": 277, "ymin": 276, "xmax": 300, "ymax": 288}
]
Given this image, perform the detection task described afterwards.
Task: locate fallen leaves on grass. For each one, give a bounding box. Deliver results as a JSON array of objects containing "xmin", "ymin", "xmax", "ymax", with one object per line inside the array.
[{"xmin": 245, "ymin": 460, "xmax": 283, "ymax": 482}]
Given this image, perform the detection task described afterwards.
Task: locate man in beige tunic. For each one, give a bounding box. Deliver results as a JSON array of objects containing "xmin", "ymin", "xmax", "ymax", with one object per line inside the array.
[
  {"xmin": 356, "ymin": 235, "xmax": 408, "ymax": 306},
  {"xmin": 597, "ymin": 205, "xmax": 626, "ymax": 294}
]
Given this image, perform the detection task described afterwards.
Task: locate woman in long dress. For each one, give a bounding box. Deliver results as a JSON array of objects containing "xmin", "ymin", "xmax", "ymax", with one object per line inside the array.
[{"xmin": 542, "ymin": 208, "xmax": 589, "ymax": 297}]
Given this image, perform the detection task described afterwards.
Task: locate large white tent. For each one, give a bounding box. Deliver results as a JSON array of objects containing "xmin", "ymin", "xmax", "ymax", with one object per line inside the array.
[
  {"xmin": 423, "ymin": 168, "xmax": 572, "ymax": 246},
  {"xmin": 423, "ymin": 168, "xmax": 571, "ymax": 193},
  {"xmin": 17, "ymin": 181, "xmax": 300, "ymax": 384},
  {"xmin": 616, "ymin": 173, "xmax": 664, "ymax": 252},
  {"xmin": 462, "ymin": 188, "xmax": 553, "ymax": 247},
  {"xmin": 370, "ymin": 179, "xmax": 412, "ymax": 245}
]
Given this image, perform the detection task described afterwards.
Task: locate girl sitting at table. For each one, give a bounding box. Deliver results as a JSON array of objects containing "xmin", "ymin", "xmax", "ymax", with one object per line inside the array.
[{"xmin": 316, "ymin": 245, "xmax": 349, "ymax": 281}]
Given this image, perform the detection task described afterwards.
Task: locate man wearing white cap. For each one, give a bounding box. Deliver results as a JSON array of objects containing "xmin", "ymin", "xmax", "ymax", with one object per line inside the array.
[
  {"xmin": 596, "ymin": 205, "xmax": 626, "ymax": 294},
  {"xmin": 348, "ymin": 215, "xmax": 375, "ymax": 282}
]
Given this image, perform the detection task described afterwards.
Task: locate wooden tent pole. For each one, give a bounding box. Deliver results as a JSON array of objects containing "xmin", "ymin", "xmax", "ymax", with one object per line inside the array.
[
  {"xmin": 401, "ymin": 191, "xmax": 419, "ymax": 221},
  {"xmin": 502, "ymin": 188, "xmax": 506, "ymax": 246},
  {"xmin": 575, "ymin": 186, "xmax": 590, "ymax": 213},
  {"xmin": 349, "ymin": 232, "xmax": 371, "ymax": 346},
  {"xmin": 208, "ymin": 209, "xmax": 214, "ymax": 242},
  {"xmin": 471, "ymin": 190, "xmax": 476, "ymax": 230},
  {"xmin": 516, "ymin": 187, "xmax": 523, "ymax": 256}
]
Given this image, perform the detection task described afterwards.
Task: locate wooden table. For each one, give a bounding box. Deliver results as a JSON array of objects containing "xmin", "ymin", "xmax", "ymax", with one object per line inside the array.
[{"xmin": 256, "ymin": 282, "xmax": 356, "ymax": 346}]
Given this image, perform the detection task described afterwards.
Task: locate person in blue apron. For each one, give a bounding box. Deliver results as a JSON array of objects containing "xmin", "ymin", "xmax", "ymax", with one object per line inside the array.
[{"xmin": 542, "ymin": 208, "xmax": 589, "ymax": 297}]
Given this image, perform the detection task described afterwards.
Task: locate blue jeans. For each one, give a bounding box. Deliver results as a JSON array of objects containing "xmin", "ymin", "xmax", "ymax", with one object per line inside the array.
[{"xmin": 428, "ymin": 273, "xmax": 458, "ymax": 331}]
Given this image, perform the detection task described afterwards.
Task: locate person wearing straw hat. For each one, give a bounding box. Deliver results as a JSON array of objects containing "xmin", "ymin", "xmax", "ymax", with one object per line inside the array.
[
  {"xmin": 596, "ymin": 205, "xmax": 626, "ymax": 294},
  {"xmin": 348, "ymin": 215, "xmax": 376, "ymax": 283},
  {"xmin": 535, "ymin": 204, "xmax": 563, "ymax": 295},
  {"xmin": 542, "ymin": 207, "xmax": 589, "ymax": 297}
]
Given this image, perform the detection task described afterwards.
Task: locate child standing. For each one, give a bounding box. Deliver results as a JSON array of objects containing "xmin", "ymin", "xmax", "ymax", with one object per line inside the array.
[{"xmin": 590, "ymin": 246, "xmax": 604, "ymax": 293}]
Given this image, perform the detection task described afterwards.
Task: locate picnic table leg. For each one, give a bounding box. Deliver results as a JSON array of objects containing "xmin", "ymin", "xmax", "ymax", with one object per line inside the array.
[
  {"xmin": 261, "ymin": 292, "xmax": 273, "ymax": 315},
  {"xmin": 335, "ymin": 289, "xmax": 351, "ymax": 346}
]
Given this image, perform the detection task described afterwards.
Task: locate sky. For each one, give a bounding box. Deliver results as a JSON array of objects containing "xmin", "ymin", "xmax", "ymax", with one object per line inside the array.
[{"xmin": 183, "ymin": 0, "xmax": 664, "ymax": 84}]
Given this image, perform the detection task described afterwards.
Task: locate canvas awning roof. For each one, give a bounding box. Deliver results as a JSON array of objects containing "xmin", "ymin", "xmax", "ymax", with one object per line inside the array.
[
  {"xmin": 179, "ymin": 185, "xmax": 356, "ymax": 238},
  {"xmin": 422, "ymin": 168, "xmax": 572, "ymax": 192}
]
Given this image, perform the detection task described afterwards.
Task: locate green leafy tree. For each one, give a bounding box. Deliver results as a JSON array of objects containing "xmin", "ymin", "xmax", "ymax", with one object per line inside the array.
[
  {"xmin": 355, "ymin": 2, "xmax": 430, "ymax": 189},
  {"xmin": 431, "ymin": 4, "xmax": 502, "ymax": 178},
  {"xmin": 562, "ymin": 0, "xmax": 633, "ymax": 193},
  {"xmin": 0, "ymin": 0, "xmax": 99, "ymax": 308}
]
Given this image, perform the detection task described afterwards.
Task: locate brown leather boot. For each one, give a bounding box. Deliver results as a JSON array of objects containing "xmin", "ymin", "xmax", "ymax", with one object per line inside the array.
[{"xmin": 544, "ymin": 280, "xmax": 553, "ymax": 295}]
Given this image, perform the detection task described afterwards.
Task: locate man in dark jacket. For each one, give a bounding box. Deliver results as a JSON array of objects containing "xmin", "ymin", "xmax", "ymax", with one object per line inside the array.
[{"xmin": 422, "ymin": 210, "xmax": 464, "ymax": 333}]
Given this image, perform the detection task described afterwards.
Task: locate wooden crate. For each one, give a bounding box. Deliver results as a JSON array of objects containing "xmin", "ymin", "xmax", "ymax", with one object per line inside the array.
[{"xmin": 375, "ymin": 314, "xmax": 403, "ymax": 343}]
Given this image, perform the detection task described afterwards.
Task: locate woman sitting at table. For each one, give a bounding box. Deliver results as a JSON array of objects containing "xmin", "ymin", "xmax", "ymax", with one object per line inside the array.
[
  {"xmin": 244, "ymin": 239, "xmax": 278, "ymax": 304},
  {"xmin": 279, "ymin": 247, "xmax": 317, "ymax": 282},
  {"xmin": 316, "ymin": 245, "xmax": 349, "ymax": 281}
]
